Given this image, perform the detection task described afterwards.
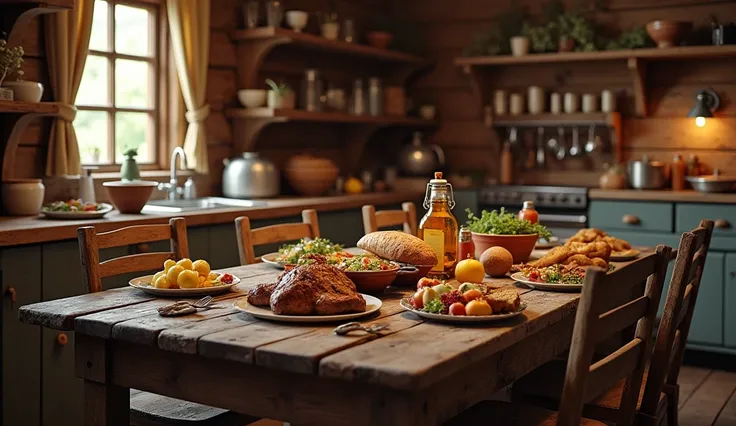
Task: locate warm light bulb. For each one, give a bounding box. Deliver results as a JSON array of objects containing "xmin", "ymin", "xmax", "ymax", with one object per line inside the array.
[{"xmin": 695, "ymin": 116, "xmax": 706, "ymax": 127}]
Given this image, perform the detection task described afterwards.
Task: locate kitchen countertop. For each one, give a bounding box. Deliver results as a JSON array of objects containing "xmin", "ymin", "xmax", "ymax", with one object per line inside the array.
[
  {"xmin": 589, "ymin": 188, "xmax": 736, "ymax": 204},
  {"xmin": 0, "ymin": 192, "xmax": 421, "ymax": 247}
]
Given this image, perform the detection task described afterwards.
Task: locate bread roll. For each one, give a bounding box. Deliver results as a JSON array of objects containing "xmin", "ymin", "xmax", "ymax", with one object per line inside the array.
[{"xmin": 357, "ymin": 231, "xmax": 437, "ymax": 266}]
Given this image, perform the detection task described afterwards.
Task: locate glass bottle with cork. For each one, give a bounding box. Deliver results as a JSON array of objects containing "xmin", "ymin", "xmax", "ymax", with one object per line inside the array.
[{"xmin": 418, "ymin": 172, "xmax": 458, "ymax": 278}]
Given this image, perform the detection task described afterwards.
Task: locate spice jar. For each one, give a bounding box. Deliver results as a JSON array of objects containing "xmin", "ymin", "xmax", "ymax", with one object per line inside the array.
[
  {"xmin": 458, "ymin": 225, "xmax": 475, "ymax": 261},
  {"xmin": 518, "ymin": 200, "xmax": 539, "ymax": 224},
  {"xmin": 672, "ymin": 153, "xmax": 686, "ymax": 191}
]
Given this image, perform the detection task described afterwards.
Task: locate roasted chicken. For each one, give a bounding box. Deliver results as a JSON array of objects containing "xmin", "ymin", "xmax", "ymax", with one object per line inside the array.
[{"xmin": 566, "ymin": 228, "xmax": 637, "ymax": 257}]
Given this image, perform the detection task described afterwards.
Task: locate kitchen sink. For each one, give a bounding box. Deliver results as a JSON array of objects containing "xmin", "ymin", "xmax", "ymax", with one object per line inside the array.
[{"xmin": 142, "ymin": 197, "xmax": 267, "ymax": 213}]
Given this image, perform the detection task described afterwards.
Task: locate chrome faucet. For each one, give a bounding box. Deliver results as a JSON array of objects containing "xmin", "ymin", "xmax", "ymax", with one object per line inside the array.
[{"xmin": 159, "ymin": 147, "xmax": 196, "ymax": 200}]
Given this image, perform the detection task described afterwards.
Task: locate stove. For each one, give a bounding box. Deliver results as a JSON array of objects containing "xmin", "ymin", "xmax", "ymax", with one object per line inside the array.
[{"xmin": 478, "ymin": 185, "xmax": 589, "ymax": 239}]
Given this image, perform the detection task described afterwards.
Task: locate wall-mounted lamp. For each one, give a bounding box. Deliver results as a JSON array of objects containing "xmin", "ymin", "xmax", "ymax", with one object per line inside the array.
[{"xmin": 687, "ymin": 89, "xmax": 720, "ymax": 128}]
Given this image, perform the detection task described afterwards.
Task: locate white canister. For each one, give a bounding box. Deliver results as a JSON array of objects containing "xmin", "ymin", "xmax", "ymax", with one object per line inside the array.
[
  {"xmin": 527, "ymin": 86, "xmax": 545, "ymax": 114},
  {"xmin": 509, "ymin": 93, "xmax": 524, "ymax": 115},
  {"xmin": 601, "ymin": 90, "xmax": 616, "ymax": 112},
  {"xmin": 493, "ymin": 90, "xmax": 507, "ymax": 116},
  {"xmin": 510, "ymin": 36, "xmax": 530, "ymax": 57},
  {"xmin": 564, "ymin": 93, "xmax": 579, "ymax": 113},
  {"xmin": 582, "ymin": 94, "xmax": 598, "ymax": 113},
  {"xmin": 550, "ymin": 93, "xmax": 562, "ymax": 114}
]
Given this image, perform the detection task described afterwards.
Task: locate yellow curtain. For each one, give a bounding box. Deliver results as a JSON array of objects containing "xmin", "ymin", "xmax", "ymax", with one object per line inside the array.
[
  {"xmin": 167, "ymin": 0, "xmax": 210, "ymax": 173},
  {"xmin": 44, "ymin": 0, "xmax": 94, "ymax": 176}
]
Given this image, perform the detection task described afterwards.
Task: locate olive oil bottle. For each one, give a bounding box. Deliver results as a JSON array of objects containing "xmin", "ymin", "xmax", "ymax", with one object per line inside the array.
[{"xmin": 418, "ymin": 172, "xmax": 458, "ymax": 278}]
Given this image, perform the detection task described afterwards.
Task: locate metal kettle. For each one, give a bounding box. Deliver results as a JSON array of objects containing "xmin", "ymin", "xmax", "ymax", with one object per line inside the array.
[
  {"xmin": 222, "ymin": 152, "xmax": 280, "ymax": 198},
  {"xmin": 399, "ymin": 132, "xmax": 446, "ymax": 176}
]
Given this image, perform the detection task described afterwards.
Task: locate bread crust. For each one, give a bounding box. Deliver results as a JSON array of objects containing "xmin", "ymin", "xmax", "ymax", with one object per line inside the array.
[{"xmin": 357, "ymin": 231, "xmax": 438, "ymax": 266}]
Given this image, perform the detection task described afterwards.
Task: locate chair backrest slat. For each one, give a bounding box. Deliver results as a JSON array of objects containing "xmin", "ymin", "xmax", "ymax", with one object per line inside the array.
[
  {"xmin": 556, "ymin": 245, "xmax": 671, "ymax": 426},
  {"xmin": 639, "ymin": 220, "xmax": 714, "ymax": 419},
  {"xmin": 99, "ymin": 252, "xmax": 176, "ymax": 277},
  {"xmin": 362, "ymin": 202, "xmax": 417, "ymax": 235},
  {"xmin": 77, "ymin": 217, "xmax": 189, "ymax": 294},
  {"xmin": 235, "ymin": 209, "xmax": 320, "ymax": 265}
]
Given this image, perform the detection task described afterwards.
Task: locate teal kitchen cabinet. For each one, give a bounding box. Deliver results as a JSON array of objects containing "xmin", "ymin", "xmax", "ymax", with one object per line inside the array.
[
  {"xmin": 1, "ymin": 246, "xmax": 42, "ymax": 426},
  {"xmin": 687, "ymin": 252, "xmax": 724, "ymax": 346},
  {"xmin": 726, "ymin": 253, "xmax": 736, "ymax": 348},
  {"xmin": 677, "ymin": 204, "xmax": 736, "ymax": 251},
  {"xmin": 589, "ymin": 200, "xmax": 673, "ymax": 233}
]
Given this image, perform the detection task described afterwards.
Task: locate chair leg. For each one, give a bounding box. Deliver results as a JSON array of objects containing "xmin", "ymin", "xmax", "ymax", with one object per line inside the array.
[{"xmin": 663, "ymin": 383, "xmax": 679, "ymax": 426}]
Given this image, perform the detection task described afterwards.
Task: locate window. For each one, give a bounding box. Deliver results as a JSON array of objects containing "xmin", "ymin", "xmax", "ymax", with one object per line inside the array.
[{"xmin": 75, "ymin": 0, "xmax": 163, "ymax": 167}]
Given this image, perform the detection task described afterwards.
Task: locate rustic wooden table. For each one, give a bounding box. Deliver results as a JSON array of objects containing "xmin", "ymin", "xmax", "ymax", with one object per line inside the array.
[{"xmin": 18, "ymin": 251, "xmax": 653, "ymax": 426}]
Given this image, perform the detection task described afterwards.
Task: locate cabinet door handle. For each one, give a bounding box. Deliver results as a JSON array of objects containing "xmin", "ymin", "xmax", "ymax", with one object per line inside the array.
[
  {"xmin": 56, "ymin": 333, "xmax": 68, "ymax": 346},
  {"xmin": 715, "ymin": 219, "xmax": 731, "ymax": 229},
  {"xmin": 622, "ymin": 215, "xmax": 641, "ymax": 225},
  {"xmin": 5, "ymin": 287, "xmax": 16, "ymax": 308}
]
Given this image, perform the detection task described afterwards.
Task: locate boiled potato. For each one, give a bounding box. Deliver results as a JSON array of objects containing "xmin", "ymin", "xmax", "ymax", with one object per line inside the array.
[{"xmin": 176, "ymin": 258, "xmax": 193, "ymax": 270}]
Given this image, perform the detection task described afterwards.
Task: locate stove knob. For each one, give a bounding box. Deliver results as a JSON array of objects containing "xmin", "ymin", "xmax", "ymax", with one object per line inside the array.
[
  {"xmin": 559, "ymin": 195, "xmax": 569, "ymax": 203},
  {"xmin": 548, "ymin": 194, "xmax": 557, "ymax": 204},
  {"xmin": 535, "ymin": 194, "xmax": 545, "ymax": 204}
]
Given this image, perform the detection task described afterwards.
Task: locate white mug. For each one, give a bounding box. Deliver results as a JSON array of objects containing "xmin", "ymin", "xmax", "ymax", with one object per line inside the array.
[
  {"xmin": 493, "ymin": 90, "xmax": 507, "ymax": 116},
  {"xmin": 582, "ymin": 94, "xmax": 598, "ymax": 113},
  {"xmin": 527, "ymin": 86, "xmax": 545, "ymax": 115},
  {"xmin": 550, "ymin": 93, "xmax": 562, "ymax": 114},
  {"xmin": 601, "ymin": 90, "xmax": 616, "ymax": 112},
  {"xmin": 564, "ymin": 93, "xmax": 579, "ymax": 113},
  {"xmin": 510, "ymin": 93, "xmax": 524, "ymax": 115}
]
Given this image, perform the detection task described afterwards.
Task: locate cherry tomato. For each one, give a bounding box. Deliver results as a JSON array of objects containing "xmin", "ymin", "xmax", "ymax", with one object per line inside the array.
[
  {"xmin": 528, "ymin": 271, "xmax": 540, "ymax": 281},
  {"xmin": 411, "ymin": 289, "xmax": 425, "ymax": 309},
  {"xmin": 220, "ymin": 273, "xmax": 234, "ymax": 284},
  {"xmin": 462, "ymin": 289, "xmax": 483, "ymax": 303},
  {"xmin": 449, "ymin": 302, "xmax": 466, "ymax": 316}
]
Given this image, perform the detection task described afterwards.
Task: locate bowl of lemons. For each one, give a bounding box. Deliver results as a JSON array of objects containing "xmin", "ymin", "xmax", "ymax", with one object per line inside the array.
[{"xmin": 129, "ymin": 258, "xmax": 240, "ymax": 296}]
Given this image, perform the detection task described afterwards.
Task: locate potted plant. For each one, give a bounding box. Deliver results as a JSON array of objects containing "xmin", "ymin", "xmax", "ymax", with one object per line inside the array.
[
  {"xmin": 0, "ymin": 40, "xmax": 24, "ymax": 101},
  {"xmin": 318, "ymin": 2, "xmax": 340, "ymax": 40},
  {"xmin": 120, "ymin": 148, "xmax": 141, "ymax": 181},
  {"xmin": 465, "ymin": 208, "xmax": 552, "ymax": 263},
  {"xmin": 266, "ymin": 79, "xmax": 294, "ymax": 109},
  {"xmin": 521, "ymin": 22, "xmax": 553, "ymax": 53}
]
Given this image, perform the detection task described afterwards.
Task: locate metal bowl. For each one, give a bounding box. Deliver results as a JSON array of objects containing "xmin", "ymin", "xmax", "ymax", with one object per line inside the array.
[{"xmin": 686, "ymin": 170, "xmax": 736, "ymax": 193}]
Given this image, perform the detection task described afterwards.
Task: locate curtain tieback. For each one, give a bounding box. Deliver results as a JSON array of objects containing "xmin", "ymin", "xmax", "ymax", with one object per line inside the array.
[
  {"xmin": 185, "ymin": 105, "xmax": 211, "ymax": 123},
  {"xmin": 55, "ymin": 103, "xmax": 78, "ymax": 122}
]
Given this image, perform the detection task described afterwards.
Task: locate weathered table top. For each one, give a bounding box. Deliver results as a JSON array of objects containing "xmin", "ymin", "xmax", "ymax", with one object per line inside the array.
[{"xmin": 19, "ymin": 251, "xmax": 650, "ymax": 393}]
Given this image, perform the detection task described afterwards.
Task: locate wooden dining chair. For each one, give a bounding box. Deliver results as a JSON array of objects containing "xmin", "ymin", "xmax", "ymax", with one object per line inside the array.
[
  {"xmin": 361, "ymin": 202, "xmax": 417, "ymax": 235},
  {"xmin": 447, "ymin": 245, "xmax": 672, "ymax": 426},
  {"xmin": 235, "ymin": 209, "xmax": 320, "ymax": 265},
  {"xmin": 510, "ymin": 221, "xmax": 714, "ymax": 426},
  {"xmin": 78, "ymin": 218, "xmax": 254, "ymax": 426}
]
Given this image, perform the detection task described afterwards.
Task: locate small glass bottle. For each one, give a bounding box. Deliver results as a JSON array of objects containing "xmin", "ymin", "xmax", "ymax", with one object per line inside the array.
[
  {"xmin": 418, "ymin": 172, "xmax": 458, "ymax": 278},
  {"xmin": 672, "ymin": 153, "xmax": 686, "ymax": 191},
  {"xmin": 458, "ymin": 225, "xmax": 474, "ymax": 261},
  {"xmin": 518, "ymin": 200, "xmax": 539, "ymax": 224}
]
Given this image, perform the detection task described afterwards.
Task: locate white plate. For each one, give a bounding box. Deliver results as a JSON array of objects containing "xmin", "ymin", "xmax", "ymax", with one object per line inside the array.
[
  {"xmin": 535, "ymin": 236, "xmax": 561, "ymax": 249},
  {"xmin": 41, "ymin": 203, "xmax": 114, "ymax": 219},
  {"xmin": 129, "ymin": 274, "xmax": 240, "ymax": 297},
  {"xmin": 261, "ymin": 252, "xmax": 286, "ymax": 269},
  {"xmin": 610, "ymin": 251, "xmax": 641, "ymax": 262},
  {"xmin": 510, "ymin": 272, "xmax": 582, "ymax": 292},
  {"xmin": 233, "ymin": 294, "xmax": 382, "ymax": 323},
  {"xmin": 399, "ymin": 298, "xmax": 527, "ymax": 323}
]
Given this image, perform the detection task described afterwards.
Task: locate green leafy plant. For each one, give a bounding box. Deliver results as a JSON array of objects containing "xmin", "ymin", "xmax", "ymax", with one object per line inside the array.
[
  {"xmin": 0, "ymin": 39, "xmax": 24, "ymax": 85},
  {"xmin": 123, "ymin": 148, "xmax": 138, "ymax": 158},
  {"xmin": 605, "ymin": 26, "xmax": 652, "ymax": 50},
  {"xmin": 266, "ymin": 79, "xmax": 291, "ymax": 96},
  {"xmin": 466, "ymin": 208, "xmax": 552, "ymax": 239},
  {"xmin": 522, "ymin": 22, "xmax": 555, "ymax": 53}
]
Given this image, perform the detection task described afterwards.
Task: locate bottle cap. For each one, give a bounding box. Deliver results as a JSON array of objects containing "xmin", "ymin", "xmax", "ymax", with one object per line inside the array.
[
  {"xmin": 429, "ymin": 171, "xmax": 447, "ymax": 185},
  {"xmin": 522, "ymin": 200, "xmax": 535, "ymax": 209}
]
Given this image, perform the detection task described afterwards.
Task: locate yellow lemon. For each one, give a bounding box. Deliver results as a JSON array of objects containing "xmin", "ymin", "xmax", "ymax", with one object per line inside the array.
[
  {"xmin": 192, "ymin": 259, "xmax": 211, "ymax": 277},
  {"xmin": 176, "ymin": 258, "xmax": 193, "ymax": 270},
  {"xmin": 344, "ymin": 177, "xmax": 364, "ymax": 195},
  {"xmin": 152, "ymin": 271, "xmax": 166, "ymax": 284},
  {"xmin": 455, "ymin": 258, "xmax": 486, "ymax": 283},
  {"xmin": 166, "ymin": 265, "xmax": 184, "ymax": 286},
  {"xmin": 177, "ymin": 270, "xmax": 199, "ymax": 289},
  {"xmin": 153, "ymin": 275, "xmax": 172, "ymax": 289},
  {"xmin": 163, "ymin": 259, "xmax": 176, "ymax": 272}
]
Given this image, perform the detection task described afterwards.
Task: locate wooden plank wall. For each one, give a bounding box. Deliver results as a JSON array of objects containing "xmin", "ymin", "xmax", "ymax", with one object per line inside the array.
[{"xmin": 390, "ymin": 0, "xmax": 736, "ymax": 183}]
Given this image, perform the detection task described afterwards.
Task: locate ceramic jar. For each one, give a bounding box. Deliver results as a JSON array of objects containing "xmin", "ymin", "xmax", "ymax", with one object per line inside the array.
[
  {"xmin": 509, "ymin": 93, "xmax": 524, "ymax": 115},
  {"xmin": 527, "ymin": 86, "xmax": 545, "ymax": 114},
  {"xmin": 510, "ymin": 36, "xmax": 530, "ymax": 56},
  {"xmin": 2, "ymin": 179, "xmax": 45, "ymax": 216},
  {"xmin": 582, "ymin": 93, "xmax": 598, "ymax": 113},
  {"xmin": 564, "ymin": 92, "xmax": 579, "ymax": 113},
  {"xmin": 493, "ymin": 90, "xmax": 507, "ymax": 116},
  {"xmin": 601, "ymin": 90, "xmax": 616, "ymax": 112},
  {"xmin": 268, "ymin": 91, "xmax": 295, "ymax": 109},
  {"xmin": 321, "ymin": 22, "xmax": 340, "ymax": 40},
  {"xmin": 2, "ymin": 81, "xmax": 43, "ymax": 102},
  {"xmin": 550, "ymin": 93, "xmax": 562, "ymax": 114}
]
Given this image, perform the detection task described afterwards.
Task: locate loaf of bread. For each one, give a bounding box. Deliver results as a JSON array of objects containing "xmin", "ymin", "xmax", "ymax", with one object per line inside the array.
[{"xmin": 357, "ymin": 231, "xmax": 438, "ymax": 266}]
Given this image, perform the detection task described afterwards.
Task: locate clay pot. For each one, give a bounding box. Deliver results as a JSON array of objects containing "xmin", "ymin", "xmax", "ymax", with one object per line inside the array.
[
  {"xmin": 284, "ymin": 154, "xmax": 339, "ymax": 196},
  {"xmin": 2, "ymin": 81, "xmax": 44, "ymax": 102},
  {"xmin": 2, "ymin": 179, "xmax": 45, "ymax": 216},
  {"xmin": 103, "ymin": 181, "xmax": 157, "ymax": 213},
  {"xmin": 366, "ymin": 31, "xmax": 393, "ymax": 49},
  {"xmin": 646, "ymin": 20, "xmax": 691, "ymax": 48},
  {"xmin": 558, "ymin": 37, "xmax": 575, "ymax": 52},
  {"xmin": 471, "ymin": 232, "xmax": 538, "ymax": 263},
  {"xmin": 343, "ymin": 265, "xmax": 399, "ymax": 294},
  {"xmin": 599, "ymin": 170, "xmax": 628, "ymax": 190}
]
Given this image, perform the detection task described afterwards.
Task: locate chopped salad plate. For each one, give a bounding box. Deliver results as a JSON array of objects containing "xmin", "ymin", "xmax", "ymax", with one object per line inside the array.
[
  {"xmin": 510, "ymin": 272, "xmax": 582, "ymax": 292},
  {"xmin": 41, "ymin": 203, "xmax": 114, "ymax": 219},
  {"xmin": 399, "ymin": 298, "xmax": 527, "ymax": 323}
]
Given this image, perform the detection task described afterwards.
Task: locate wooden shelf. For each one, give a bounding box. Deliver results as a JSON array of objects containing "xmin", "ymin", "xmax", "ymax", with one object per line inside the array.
[
  {"xmin": 454, "ymin": 45, "xmax": 736, "ymax": 67},
  {"xmin": 0, "ymin": 0, "xmax": 74, "ymax": 40},
  {"xmin": 490, "ymin": 112, "xmax": 621, "ymax": 127},
  {"xmin": 225, "ymin": 108, "xmax": 435, "ymax": 126},
  {"xmin": 231, "ymin": 27, "xmax": 426, "ymax": 65},
  {"xmin": 0, "ymin": 100, "xmax": 60, "ymax": 115}
]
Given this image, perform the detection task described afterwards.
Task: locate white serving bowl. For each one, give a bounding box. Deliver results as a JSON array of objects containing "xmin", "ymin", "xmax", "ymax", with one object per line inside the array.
[
  {"xmin": 286, "ymin": 11, "xmax": 308, "ymax": 33},
  {"xmin": 237, "ymin": 89, "xmax": 268, "ymax": 108}
]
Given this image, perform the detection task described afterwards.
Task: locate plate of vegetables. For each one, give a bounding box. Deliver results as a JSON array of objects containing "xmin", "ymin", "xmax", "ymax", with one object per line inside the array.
[
  {"xmin": 41, "ymin": 199, "xmax": 114, "ymax": 219},
  {"xmin": 510, "ymin": 265, "xmax": 584, "ymax": 291},
  {"xmin": 400, "ymin": 279, "xmax": 527, "ymax": 323},
  {"xmin": 261, "ymin": 237, "xmax": 344, "ymax": 269}
]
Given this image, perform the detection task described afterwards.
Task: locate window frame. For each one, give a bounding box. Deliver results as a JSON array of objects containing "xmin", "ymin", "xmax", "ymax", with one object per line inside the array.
[{"xmin": 76, "ymin": 0, "xmax": 171, "ymax": 172}]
